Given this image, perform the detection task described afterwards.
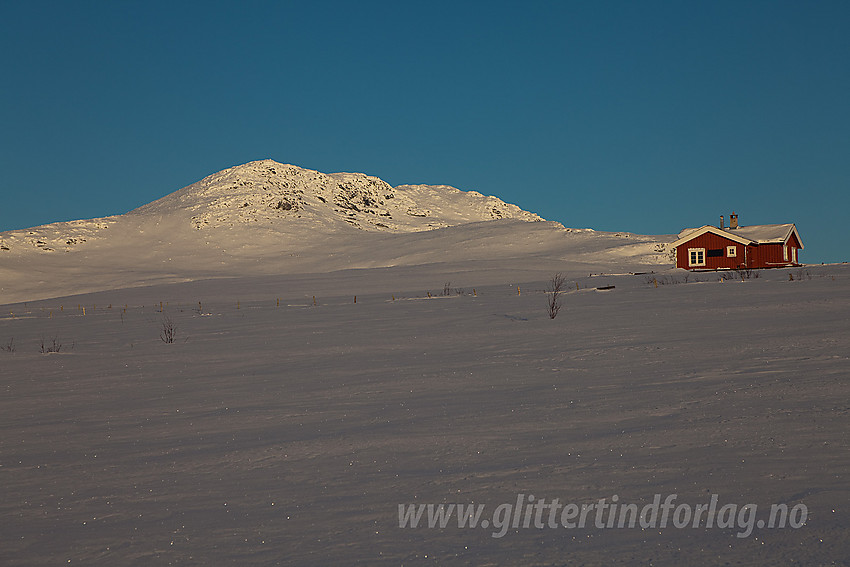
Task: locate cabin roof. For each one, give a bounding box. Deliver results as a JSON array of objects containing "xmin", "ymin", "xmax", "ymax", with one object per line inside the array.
[{"xmin": 673, "ymin": 223, "xmax": 803, "ymax": 249}]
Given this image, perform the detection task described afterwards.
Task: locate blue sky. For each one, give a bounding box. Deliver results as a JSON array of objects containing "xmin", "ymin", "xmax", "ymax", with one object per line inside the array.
[{"xmin": 2, "ymin": 1, "xmax": 848, "ymax": 263}]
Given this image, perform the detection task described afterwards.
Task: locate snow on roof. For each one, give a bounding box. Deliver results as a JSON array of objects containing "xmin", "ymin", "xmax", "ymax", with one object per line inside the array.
[
  {"xmin": 672, "ymin": 223, "xmax": 802, "ymax": 248},
  {"xmin": 732, "ymin": 223, "xmax": 797, "ymax": 244},
  {"xmin": 676, "ymin": 227, "xmax": 701, "ymax": 239}
]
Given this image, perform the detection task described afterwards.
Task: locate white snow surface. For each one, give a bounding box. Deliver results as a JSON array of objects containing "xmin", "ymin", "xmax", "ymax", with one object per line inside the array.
[
  {"xmin": 1, "ymin": 264, "xmax": 848, "ymax": 565},
  {"xmin": 0, "ymin": 160, "xmax": 673, "ymax": 304}
]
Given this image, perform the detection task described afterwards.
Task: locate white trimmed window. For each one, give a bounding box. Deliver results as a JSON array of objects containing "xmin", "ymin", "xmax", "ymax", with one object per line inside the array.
[
  {"xmin": 688, "ymin": 248, "xmax": 706, "ymax": 267},
  {"xmin": 791, "ymin": 247, "xmax": 797, "ymax": 263},
  {"xmin": 784, "ymin": 245, "xmax": 789, "ymax": 261},
  {"xmin": 727, "ymin": 246, "xmax": 737, "ymax": 257}
]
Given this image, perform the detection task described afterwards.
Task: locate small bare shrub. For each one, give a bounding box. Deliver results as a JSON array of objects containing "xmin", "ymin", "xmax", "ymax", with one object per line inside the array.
[
  {"xmin": 646, "ymin": 275, "xmax": 683, "ymax": 286},
  {"xmin": 160, "ymin": 315, "xmax": 176, "ymax": 344},
  {"xmin": 546, "ymin": 273, "xmax": 566, "ymax": 319},
  {"xmin": 2, "ymin": 338, "xmax": 14, "ymax": 353},
  {"xmin": 39, "ymin": 336, "xmax": 62, "ymax": 354},
  {"xmin": 735, "ymin": 268, "xmax": 759, "ymax": 280}
]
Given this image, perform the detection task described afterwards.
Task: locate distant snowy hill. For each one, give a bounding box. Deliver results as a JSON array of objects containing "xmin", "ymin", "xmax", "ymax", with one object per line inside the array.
[
  {"xmin": 130, "ymin": 159, "xmax": 545, "ymax": 232},
  {"xmin": 0, "ymin": 160, "xmax": 674, "ymax": 303}
]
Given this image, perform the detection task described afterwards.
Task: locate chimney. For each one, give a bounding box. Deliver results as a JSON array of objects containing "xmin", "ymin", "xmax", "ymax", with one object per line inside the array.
[
  {"xmin": 720, "ymin": 215, "xmax": 725, "ymax": 230},
  {"xmin": 730, "ymin": 212, "xmax": 738, "ymax": 229}
]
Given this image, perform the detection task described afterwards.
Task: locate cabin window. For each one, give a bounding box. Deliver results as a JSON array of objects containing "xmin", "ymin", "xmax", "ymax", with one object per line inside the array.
[
  {"xmin": 783, "ymin": 246, "xmax": 789, "ymax": 261},
  {"xmin": 706, "ymin": 249, "xmax": 724, "ymax": 258},
  {"xmin": 727, "ymin": 246, "xmax": 737, "ymax": 257},
  {"xmin": 791, "ymin": 247, "xmax": 797, "ymax": 263},
  {"xmin": 688, "ymin": 248, "xmax": 705, "ymax": 267}
]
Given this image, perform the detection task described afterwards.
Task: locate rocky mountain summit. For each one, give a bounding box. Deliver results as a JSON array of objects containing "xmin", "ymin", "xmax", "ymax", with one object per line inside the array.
[
  {"xmin": 0, "ymin": 160, "xmax": 672, "ymax": 303},
  {"xmin": 0, "ymin": 160, "xmax": 545, "ymax": 256},
  {"xmin": 130, "ymin": 159, "xmax": 545, "ymax": 233}
]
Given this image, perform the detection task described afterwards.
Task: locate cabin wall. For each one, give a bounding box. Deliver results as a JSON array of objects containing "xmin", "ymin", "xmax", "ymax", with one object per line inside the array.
[
  {"xmin": 748, "ymin": 242, "xmax": 800, "ymax": 268},
  {"xmin": 676, "ymin": 232, "xmax": 745, "ymax": 270}
]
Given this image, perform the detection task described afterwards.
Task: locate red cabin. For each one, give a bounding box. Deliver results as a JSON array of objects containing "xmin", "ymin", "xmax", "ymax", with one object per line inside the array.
[{"xmin": 672, "ymin": 213, "xmax": 803, "ymax": 270}]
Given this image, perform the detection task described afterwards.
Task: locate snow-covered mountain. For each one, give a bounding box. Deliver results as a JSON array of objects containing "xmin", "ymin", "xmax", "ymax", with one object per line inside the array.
[
  {"xmin": 130, "ymin": 159, "xmax": 545, "ymax": 232},
  {"xmin": 0, "ymin": 160, "xmax": 674, "ymax": 303}
]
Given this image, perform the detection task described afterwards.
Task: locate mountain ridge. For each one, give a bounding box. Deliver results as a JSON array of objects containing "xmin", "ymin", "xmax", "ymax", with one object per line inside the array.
[
  {"xmin": 128, "ymin": 159, "xmax": 546, "ymax": 233},
  {"xmin": 0, "ymin": 160, "xmax": 674, "ymax": 303}
]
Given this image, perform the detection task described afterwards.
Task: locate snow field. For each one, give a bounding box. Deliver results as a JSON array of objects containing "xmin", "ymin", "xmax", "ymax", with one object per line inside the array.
[{"xmin": 1, "ymin": 265, "xmax": 848, "ymax": 565}]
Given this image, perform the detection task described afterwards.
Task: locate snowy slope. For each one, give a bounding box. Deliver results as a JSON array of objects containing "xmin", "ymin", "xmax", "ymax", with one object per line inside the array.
[
  {"xmin": 1, "ymin": 264, "xmax": 848, "ymax": 566},
  {"xmin": 0, "ymin": 160, "xmax": 674, "ymax": 304}
]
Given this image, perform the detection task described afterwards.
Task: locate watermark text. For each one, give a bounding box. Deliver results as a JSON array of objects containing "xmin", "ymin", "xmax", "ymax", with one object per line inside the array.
[{"xmin": 398, "ymin": 494, "xmax": 807, "ymax": 539}]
